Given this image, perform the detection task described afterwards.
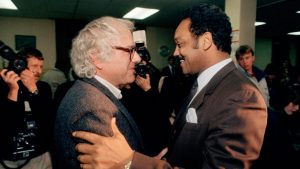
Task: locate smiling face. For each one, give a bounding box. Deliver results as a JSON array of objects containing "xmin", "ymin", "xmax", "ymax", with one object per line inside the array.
[{"xmin": 173, "ymin": 18, "xmax": 208, "ymax": 75}]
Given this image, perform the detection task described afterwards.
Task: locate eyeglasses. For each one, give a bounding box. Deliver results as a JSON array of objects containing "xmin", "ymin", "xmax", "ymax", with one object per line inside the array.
[{"xmin": 112, "ymin": 46, "xmax": 137, "ymax": 61}]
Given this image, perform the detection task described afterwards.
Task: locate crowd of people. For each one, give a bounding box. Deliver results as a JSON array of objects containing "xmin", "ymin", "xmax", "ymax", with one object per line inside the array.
[{"xmin": 0, "ymin": 3, "xmax": 299, "ymax": 169}]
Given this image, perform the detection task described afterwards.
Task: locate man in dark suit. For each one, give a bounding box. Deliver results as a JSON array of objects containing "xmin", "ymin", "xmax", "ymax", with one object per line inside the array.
[
  {"xmin": 54, "ymin": 16, "xmax": 144, "ymax": 169},
  {"xmin": 161, "ymin": 56, "xmax": 175, "ymax": 77},
  {"xmin": 72, "ymin": 4, "xmax": 268, "ymax": 169}
]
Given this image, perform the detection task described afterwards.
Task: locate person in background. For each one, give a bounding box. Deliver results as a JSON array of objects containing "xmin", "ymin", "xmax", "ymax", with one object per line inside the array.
[
  {"xmin": 161, "ymin": 56, "xmax": 176, "ymax": 77},
  {"xmin": 235, "ymin": 44, "xmax": 270, "ymax": 106},
  {"xmin": 160, "ymin": 55, "xmax": 196, "ymax": 117},
  {"xmin": 252, "ymin": 84, "xmax": 299, "ymax": 169},
  {"xmin": 72, "ymin": 4, "xmax": 267, "ymax": 169},
  {"xmin": 54, "ymin": 16, "xmax": 144, "ymax": 169},
  {"xmin": 0, "ymin": 47, "xmax": 53, "ymax": 169},
  {"xmin": 121, "ymin": 47, "xmax": 171, "ymax": 156},
  {"xmin": 41, "ymin": 66, "xmax": 67, "ymax": 98}
]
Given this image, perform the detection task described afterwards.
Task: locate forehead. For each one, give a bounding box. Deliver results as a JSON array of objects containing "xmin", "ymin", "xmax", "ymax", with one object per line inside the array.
[
  {"xmin": 115, "ymin": 28, "xmax": 134, "ymax": 46},
  {"xmin": 27, "ymin": 56, "xmax": 43, "ymax": 64},
  {"xmin": 239, "ymin": 52, "xmax": 253, "ymax": 58},
  {"xmin": 174, "ymin": 19, "xmax": 192, "ymax": 42}
]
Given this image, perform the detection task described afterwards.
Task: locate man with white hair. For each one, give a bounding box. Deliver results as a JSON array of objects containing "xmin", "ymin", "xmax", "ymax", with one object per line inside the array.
[{"xmin": 54, "ymin": 16, "xmax": 143, "ymax": 169}]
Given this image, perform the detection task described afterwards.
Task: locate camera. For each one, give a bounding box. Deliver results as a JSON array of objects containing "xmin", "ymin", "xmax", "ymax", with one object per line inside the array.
[
  {"xmin": 10, "ymin": 113, "xmax": 38, "ymax": 160},
  {"xmin": 135, "ymin": 42, "xmax": 151, "ymax": 78},
  {"xmin": 135, "ymin": 63, "xmax": 149, "ymax": 78},
  {"xmin": 136, "ymin": 42, "xmax": 151, "ymax": 62},
  {"xmin": 0, "ymin": 40, "xmax": 27, "ymax": 74}
]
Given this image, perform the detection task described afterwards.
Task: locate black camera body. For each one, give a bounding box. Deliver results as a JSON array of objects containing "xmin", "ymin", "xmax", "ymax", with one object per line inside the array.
[
  {"xmin": 135, "ymin": 63, "xmax": 150, "ymax": 78},
  {"xmin": 10, "ymin": 113, "xmax": 38, "ymax": 160},
  {"xmin": 135, "ymin": 42, "xmax": 151, "ymax": 78},
  {"xmin": 0, "ymin": 41, "xmax": 27, "ymax": 74}
]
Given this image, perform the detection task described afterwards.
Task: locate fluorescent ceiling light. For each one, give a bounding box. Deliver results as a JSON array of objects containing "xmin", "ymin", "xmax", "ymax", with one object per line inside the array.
[
  {"xmin": 255, "ymin": 22, "xmax": 266, "ymax": 26},
  {"xmin": 296, "ymin": 11, "xmax": 300, "ymax": 14},
  {"xmin": 287, "ymin": 31, "xmax": 300, "ymax": 35},
  {"xmin": 123, "ymin": 7, "xmax": 159, "ymax": 20},
  {"xmin": 0, "ymin": 0, "xmax": 17, "ymax": 10}
]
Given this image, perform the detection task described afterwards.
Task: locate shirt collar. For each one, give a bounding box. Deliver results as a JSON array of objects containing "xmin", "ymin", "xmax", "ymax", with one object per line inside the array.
[
  {"xmin": 94, "ymin": 75, "xmax": 122, "ymax": 99},
  {"xmin": 196, "ymin": 58, "xmax": 232, "ymax": 93}
]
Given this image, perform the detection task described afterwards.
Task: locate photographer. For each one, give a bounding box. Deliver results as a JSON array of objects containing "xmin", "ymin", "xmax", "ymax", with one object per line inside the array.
[
  {"xmin": 121, "ymin": 43, "xmax": 172, "ymax": 156},
  {"xmin": 0, "ymin": 47, "xmax": 53, "ymax": 169}
]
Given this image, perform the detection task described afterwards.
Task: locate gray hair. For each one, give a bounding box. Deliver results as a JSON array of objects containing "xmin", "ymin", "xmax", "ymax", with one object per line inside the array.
[{"xmin": 70, "ymin": 16, "xmax": 135, "ymax": 78}]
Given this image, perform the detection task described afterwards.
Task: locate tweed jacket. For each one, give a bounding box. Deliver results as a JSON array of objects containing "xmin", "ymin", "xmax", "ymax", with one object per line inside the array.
[
  {"xmin": 130, "ymin": 61, "xmax": 267, "ymax": 169},
  {"xmin": 54, "ymin": 78, "xmax": 144, "ymax": 169}
]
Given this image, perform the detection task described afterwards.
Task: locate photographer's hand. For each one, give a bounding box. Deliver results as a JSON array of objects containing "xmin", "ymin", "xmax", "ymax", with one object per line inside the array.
[
  {"xmin": 0, "ymin": 69, "xmax": 20, "ymax": 101},
  {"xmin": 20, "ymin": 69, "xmax": 38, "ymax": 93},
  {"xmin": 136, "ymin": 74, "xmax": 151, "ymax": 91}
]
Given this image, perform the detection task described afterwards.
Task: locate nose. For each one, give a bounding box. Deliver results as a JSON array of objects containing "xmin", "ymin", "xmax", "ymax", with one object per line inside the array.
[
  {"xmin": 173, "ymin": 47, "xmax": 179, "ymax": 56},
  {"xmin": 132, "ymin": 51, "xmax": 141, "ymax": 63}
]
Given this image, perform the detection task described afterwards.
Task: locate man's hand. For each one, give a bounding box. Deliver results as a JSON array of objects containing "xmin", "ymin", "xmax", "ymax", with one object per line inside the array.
[
  {"xmin": 73, "ymin": 118, "xmax": 134, "ymax": 169},
  {"xmin": 1, "ymin": 69, "xmax": 20, "ymax": 101},
  {"xmin": 20, "ymin": 69, "xmax": 38, "ymax": 93},
  {"xmin": 135, "ymin": 74, "xmax": 151, "ymax": 91}
]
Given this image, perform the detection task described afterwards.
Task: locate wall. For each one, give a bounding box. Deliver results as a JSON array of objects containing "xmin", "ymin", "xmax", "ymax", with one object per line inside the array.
[
  {"xmin": 255, "ymin": 37, "xmax": 272, "ymax": 70},
  {"xmin": 146, "ymin": 26, "xmax": 175, "ymax": 70},
  {"xmin": 1, "ymin": 16, "xmax": 295, "ymax": 74},
  {"xmin": 0, "ymin": 17, "xmax": 56, "ymax": 72}
]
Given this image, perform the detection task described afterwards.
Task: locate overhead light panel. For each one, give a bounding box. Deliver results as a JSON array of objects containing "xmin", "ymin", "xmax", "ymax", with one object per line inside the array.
[
  {"xmin": 287, "ymin": 31, "xmax": 300, "ymax": 35},
  {"xmin": 123, "ymin": 7, "xmax": 159, "ymax": 20},
  {"xmin": 255, "ymin": 22, "xmax": 266, "ymax": 26},
  {"xmin": 0, "ymin": 0, "xmax": 17, "ymax": 10},
  {"xmin": 296, "ymin": 11, "xmax": 300, "ymax": 14}
]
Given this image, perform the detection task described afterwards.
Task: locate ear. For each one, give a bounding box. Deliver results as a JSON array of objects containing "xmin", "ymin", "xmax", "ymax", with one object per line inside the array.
[
  {"xmin": 89, "ymin": 51, "xmax": 103, "ymax": 70},
  {"xmin": 201, "ymin": 32, "xmax": 213, "ymax": 50}
]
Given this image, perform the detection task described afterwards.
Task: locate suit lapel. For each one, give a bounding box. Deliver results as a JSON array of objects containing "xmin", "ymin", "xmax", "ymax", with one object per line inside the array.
[{"xmin": 172, "ymin": 62, "xmax": 237, "ymax": 135}]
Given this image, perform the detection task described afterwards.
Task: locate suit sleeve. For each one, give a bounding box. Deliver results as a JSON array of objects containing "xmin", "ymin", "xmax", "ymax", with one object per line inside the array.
[{"xmin": 203, "ymin": 86, "xmax": 267, "ymax": 168}]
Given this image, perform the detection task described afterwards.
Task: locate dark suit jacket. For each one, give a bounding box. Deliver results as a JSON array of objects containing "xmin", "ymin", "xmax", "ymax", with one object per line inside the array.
[
  {"xmin": 162, "ymin": 65, "xmax": 172, "ymax": 77},
  {"xmin": 54, "ymin": 78, "xmax": 144, "ymax": 169},
  {"xmin": 130, "ymin": 61, "xmax": 267, "ymax": 169}
]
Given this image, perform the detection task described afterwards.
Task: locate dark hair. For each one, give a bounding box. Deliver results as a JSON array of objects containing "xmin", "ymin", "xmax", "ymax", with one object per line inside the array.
[
  {"xmin": 181, "ymin": 4, "xmax": 232, "ymax": 54},
  {"xmin": 19, "ymin": 47, "xmax": 44, "ymax": 60},
  {"xmin": 235, "ymin": 45, "xmax": 254, "ymax": 60}
]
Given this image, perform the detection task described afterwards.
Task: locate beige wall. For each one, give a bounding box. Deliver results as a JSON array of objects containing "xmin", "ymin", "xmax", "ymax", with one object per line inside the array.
[
  {"xmin": 146, "ymin": 26, "xmax": 175, "ymax": 69},
  {"xmin": 0, "ymin": 16, "xmax": 175, "ymax": 71},
  {"xmin": 0, "ymin": 16, "xmax": 56, "ymax": 72},
  {"xmin": 2, "ymin": 16, "xmax": 294, "ymax": 73}
]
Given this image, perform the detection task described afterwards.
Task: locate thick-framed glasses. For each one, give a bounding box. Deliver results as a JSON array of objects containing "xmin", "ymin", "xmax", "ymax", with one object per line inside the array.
[{"xmin": 112, "ymin": 46, "xmax": 137, "ymax": 61}]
